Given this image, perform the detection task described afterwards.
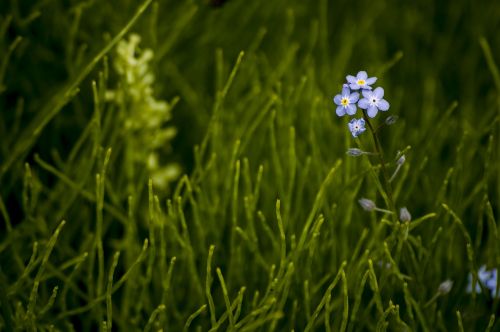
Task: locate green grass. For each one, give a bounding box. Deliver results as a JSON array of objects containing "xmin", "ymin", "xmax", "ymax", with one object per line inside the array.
[{"xmin": 0, "ymin": 0, "xmax": 499, "ymax": 331}]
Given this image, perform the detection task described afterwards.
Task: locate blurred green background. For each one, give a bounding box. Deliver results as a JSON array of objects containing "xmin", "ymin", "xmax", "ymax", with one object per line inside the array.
[{"xmin": 0, "ymin": 0, "xmax": 499, "ymax": 331}]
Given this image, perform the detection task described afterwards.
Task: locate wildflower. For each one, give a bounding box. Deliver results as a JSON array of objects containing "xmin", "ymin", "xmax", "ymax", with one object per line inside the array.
[
  {"xmin": 107, "ymin": 34, "xmax": 180, "ymax": 189},
  {"xmin": 486, "ymin": 272, "xmax": 498, "ymax": 297},
  {"xmin": 385, "ymin": 115, "xmax": 399, "ymax": 125},
  {"xmin": 438, "ymin": 280, "xmax": 453, "ymax": 294},
  {"xmin": 399, "ymin": 207, "xmax": 411, "ymax": 222},
  {"xmin": 348, "ymin": 118, "xmax": 366, "ymax": 137},
  {"xmin": 480, "ymin": 267, "xmax": 499, "ymax": 297},
  {"xmin": 397, "ymin": 155, "xmax": 406, "ymax": 165},
  {"xmin": 346, "ymin": 71, "xmax": 377, "ymax": 90},
  {"xmin": 358, "ymin": 87, "xmax": 390, "ymax": 118},
  {"xmin": 466, "ymin": 265, "xmax": 499, "ymax": 298},
  {"xmin": 333, "ymin": 86, "xmax": 359, "ymax": 116}
]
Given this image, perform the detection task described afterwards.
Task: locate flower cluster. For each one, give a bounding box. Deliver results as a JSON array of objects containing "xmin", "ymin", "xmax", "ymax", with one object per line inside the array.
[
  {"xmin": 333, "ymin": 71, "xmax": 390, "ymax": 137},
  {"xmin": 466, "ymin": 265, "xmax": 498, "ymax": 297},
  {"xmin": 106, "ymin": 34, "xmax": 180, "ymax": 189}
]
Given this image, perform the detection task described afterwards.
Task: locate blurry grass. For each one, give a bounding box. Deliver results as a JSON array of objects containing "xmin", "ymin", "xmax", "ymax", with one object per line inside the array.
[{"xmin": 0, "ymin": 0, "xmax": 499, "ymax": 331}]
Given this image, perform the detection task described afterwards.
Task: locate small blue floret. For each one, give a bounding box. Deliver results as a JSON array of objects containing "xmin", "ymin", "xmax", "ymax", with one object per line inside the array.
[
  {"xmin": 358, "ymin": 87, "xmax": 390, "ymax": 118},
  {"xmin": 348, "ymin": 118, "xmax": 366, "ymax": 137},
  {"xmin": 466, "ymin": 265, "xmax": 499, "ymax": 298},
  {"xmin": 346, "ymin": 71, "xmax": 377, "ymax": 90},
  {"xmin": 333, "ymin": 86, "xmax": 359, "ymax": 116}
]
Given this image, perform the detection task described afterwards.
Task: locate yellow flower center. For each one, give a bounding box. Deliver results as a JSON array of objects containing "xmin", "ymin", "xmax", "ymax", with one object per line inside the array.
[
  {"xmin": 341, "ymin": 97, "xmax": 349, "ymax": 106},
  {"xmin": 357, "ymin": 79, "xmax": 365, "ymax": 86}
]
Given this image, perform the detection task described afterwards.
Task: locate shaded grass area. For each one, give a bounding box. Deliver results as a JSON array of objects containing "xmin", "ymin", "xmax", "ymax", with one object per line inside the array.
[{"xmin": 0, "ymin": 0, "xmax": 499, "ymax": 330}]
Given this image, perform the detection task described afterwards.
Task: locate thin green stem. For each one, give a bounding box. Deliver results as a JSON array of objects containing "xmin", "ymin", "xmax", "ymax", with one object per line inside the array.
[{"xmin": 362, "ymin": 112, "xmax": 396, "ymax": 216}]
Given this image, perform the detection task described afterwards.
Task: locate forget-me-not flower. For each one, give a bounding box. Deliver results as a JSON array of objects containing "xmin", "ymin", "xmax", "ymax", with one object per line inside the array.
[
  {"xmin": 348, "ymin": 118, "xmax": 366, "ymax": 137},
  {"xmin": 486, "ymin": 270, "xmax": 498, "ymax": 295},
  {"xmin": 333, "ymin": 86, "xmax": 359, "ymax": 116},
  {"xmin": 346, "ymin": 71, "xmax": 377, "ymax": 90},
  {"xmin": 466, "ymin": 265, "xmax": 499, "ymax": 298},
  {"xmin": 358, "ymin": 87, "xmax": 390, "ymax": 118}
]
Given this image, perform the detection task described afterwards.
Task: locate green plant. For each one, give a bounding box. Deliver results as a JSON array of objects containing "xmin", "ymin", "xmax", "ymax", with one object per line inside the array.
[{"xmin": 0, "ymin": 0, "xmax": 499, "ymax": 331}]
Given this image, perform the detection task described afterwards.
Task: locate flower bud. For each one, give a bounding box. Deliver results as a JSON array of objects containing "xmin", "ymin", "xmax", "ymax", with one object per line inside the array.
[
  {"xmin": 399, "ymin": 207, "xmax": 412, "ymax": 222},
  {"xmin": 358, "ymin": 198, "xmax": 376, "ymax": 211},
  {"xmin": 397, "ymin": 154, "xmax": 406, "ymax": 165},
  {"xmin": 385, "ymin": 115, "xmax": 399, "ymax": 125},
  {"xmin": 438, "ymin": 280, "xmax": 453, "ymax": 294},
  {"xmin": 346, "ymin": 148, "xmax": 364, "ymax": 157}
]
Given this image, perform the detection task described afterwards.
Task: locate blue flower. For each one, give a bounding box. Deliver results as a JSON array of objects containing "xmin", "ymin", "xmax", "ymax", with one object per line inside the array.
[
  {"xmin": 358, "ymin": 87, "xmax": 390, "ymax": 118},
  {"xmin": 348, "ymin": 118, "xmax": 366, "ymax": 137},
  {"xmin": 486, "ymin": 269, "xmax": 498, "ymax": 297},
  {"xmin": 333, "ymin": 86, "xmax": 359, "ymax": 116},
  {"xmin": 466, "ymin": 265, "xmax": 499, "ymax": 298},
  {"xmin": 346, "ymin": 71, "xmax": 377, "ymax": 90}
]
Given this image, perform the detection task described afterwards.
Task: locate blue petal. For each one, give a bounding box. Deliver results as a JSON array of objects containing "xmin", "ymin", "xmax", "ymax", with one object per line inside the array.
[
  {"xmin": 333, "ymin": 94, "xmax": 342, "ymax": 105},
  {"xmin": 367, "ymin": 106, "xmax": 378, "ymax": 118},
  {"xmin": 478, "ymin": 266, "xmax": 490, "ymax": 280},
  {"xmin": 346, "ymin": 104, "xmax": 356, "ymax": 115},
  {"xmin": 357, "ymin": 71, "xmax": 368, "ymax": 80},
  {"xmin": 358, "ymin": 98, "xmax": 369, "ymax": 109},
  {"xmin": 349, "ymin": 83, "xmax": 360, "ymax": 90},
  {"xmin": 373, "ymin": 87, "xmax": 384, "ymax": 98},
  {"xmin": 378, "ymin": 99, "xmax": 390, "ymax": 111},
  {"xmin": 336, "ymin": 105, "xmax": 346, "ymax": 116},
  {"xmin": 359, "ymin": 118, "xmax": 366, "ymax": 126},
  {"xmin": 346, "ymin": 75, "xmax": 357, "ymax": 83},
  {"xmin": 342, "ymin": 86, "xmax": 350, "ymax": 96},
  {"xmin": 362, "ymin": 90, "xmax": 372, "ymax": 98},
  {"xmin": 365, "ymin": 77, "xmax": 377, "ymax": 85},
  {"xmin": 486, "ymin": 278, "xmax": 497, "ymax": 290},
  {"xmin": 350, "ymin": 92, "xmax": 360, "ymax": 103}
]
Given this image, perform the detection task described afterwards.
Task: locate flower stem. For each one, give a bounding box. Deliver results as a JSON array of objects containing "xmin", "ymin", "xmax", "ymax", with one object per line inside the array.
[
  {"xmin": 362, "ymin": 112, "xmax": 396, "ymax": 216},
  {"xmin": 374, "ymin": 207, "xmax": 394, "ymax": 214}
]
